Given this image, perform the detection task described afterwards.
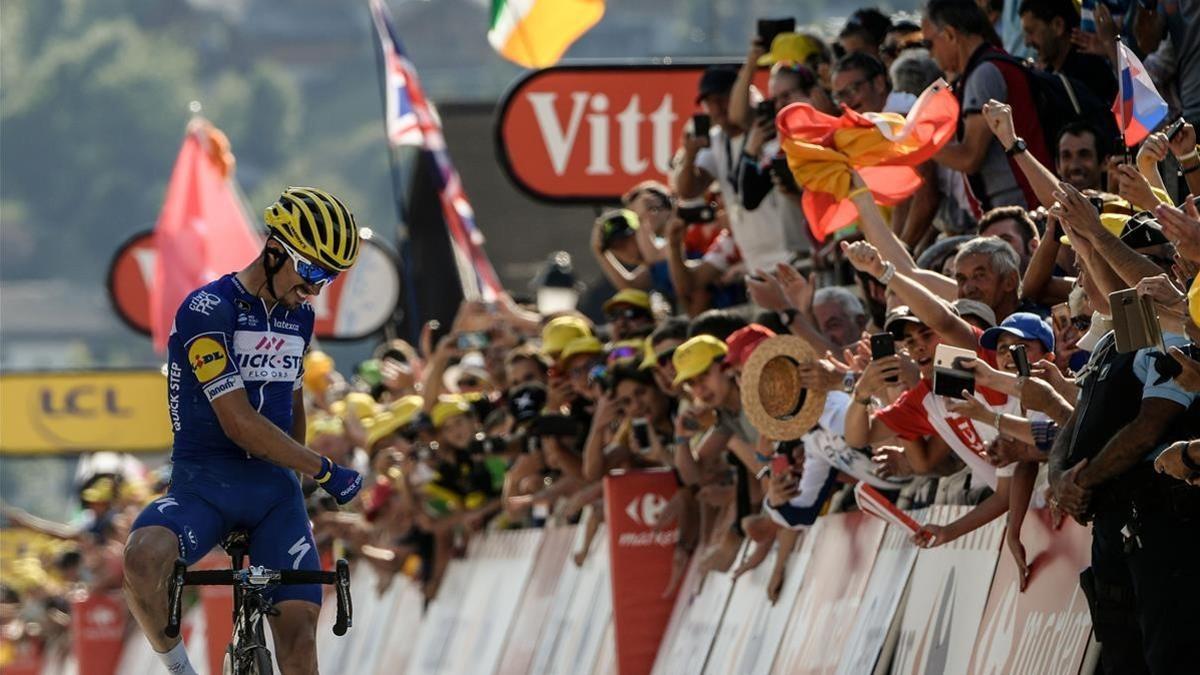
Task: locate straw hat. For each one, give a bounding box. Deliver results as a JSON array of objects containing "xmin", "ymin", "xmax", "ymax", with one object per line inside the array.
[{"xmin": 739, "ymin": 334, "xmax": 826, "ymax": 441}]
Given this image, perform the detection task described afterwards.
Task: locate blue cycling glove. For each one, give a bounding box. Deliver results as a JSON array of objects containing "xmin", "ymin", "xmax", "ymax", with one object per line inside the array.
[{"xmin": 314, "ymin": 456, "xmax": 363, "ymax": 505}]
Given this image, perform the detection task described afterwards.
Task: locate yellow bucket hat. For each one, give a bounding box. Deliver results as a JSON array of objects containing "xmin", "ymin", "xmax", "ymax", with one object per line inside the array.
[{"xmin": 431, "ymin": 396, "xmax": 473, "ymax": 429}]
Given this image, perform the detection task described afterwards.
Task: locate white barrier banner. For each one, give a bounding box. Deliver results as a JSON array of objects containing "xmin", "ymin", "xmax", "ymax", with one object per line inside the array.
[
  {"xmin": 533, "ymin": 523, "xmax": 612, "ymax": 675},
  {"xmin": 337, "ymin": 565, "xmax": 406, "ymax": 675},
  {"xmin": 892, "ymin": 505, "xmax": 1005, "ymax": 675},
  {"xmin": 835, "ymin": 509, "xmax": 930, "ymax": 675},
  {"xmin": 702, "ymin": 531, "xmax": 808, "ymax": 675},
  {"xmin": 771, "ymin": 512, "xmax": 886, "ymax": 675},
  {"xmin": 407, "ymin": 557, "xmax": 475, "ymax": 675},
  {"xmin": 650, "ymin": 557, "xmax": 734, "ymax": 675},
  {"xmin": 497, "ymin": 525, "xmax": 578, "ymax": 675},
  {"xmin": 372, "ymin": 577, "xmax": 427, "ymax": 675},
  {"xmin": 967, "ymin": 509, "xmax": 1092, "ymax": 674},
  {"xmin": 438, "ymin": 530, "xmax": 544, "ymax": 675}
]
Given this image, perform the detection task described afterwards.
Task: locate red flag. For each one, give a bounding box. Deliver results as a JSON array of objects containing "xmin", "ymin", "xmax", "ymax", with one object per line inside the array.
[{"xmin": 149, "ymin": 120, "xmax": 262, "ymax": 351}]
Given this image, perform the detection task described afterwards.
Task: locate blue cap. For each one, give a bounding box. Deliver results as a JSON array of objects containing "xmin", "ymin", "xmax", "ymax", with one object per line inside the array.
[{"xmin": 980, "ymin": 312, "xmax": 1054, "ymax": 353}]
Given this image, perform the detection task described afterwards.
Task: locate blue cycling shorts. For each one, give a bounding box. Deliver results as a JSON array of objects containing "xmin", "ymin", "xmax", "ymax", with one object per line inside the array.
[{"xmin": 132, "ymin": 458, "xmax": 321, "ymax": 605}]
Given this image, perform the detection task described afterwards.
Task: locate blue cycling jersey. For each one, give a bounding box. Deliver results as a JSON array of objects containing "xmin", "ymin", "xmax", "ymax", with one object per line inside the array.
[{"xmin": 166, "ymin": 273, "xmax": 313, "ymax": 462}]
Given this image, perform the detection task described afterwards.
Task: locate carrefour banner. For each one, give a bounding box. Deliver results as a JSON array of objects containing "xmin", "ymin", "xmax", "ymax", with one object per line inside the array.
[
  {"xmin": 604, "ymin": 469, "xmax": 680, "ymax": 675},
  {"xmin": 0, "ymin": 370, "xmax": 172, "ymax": 454}
]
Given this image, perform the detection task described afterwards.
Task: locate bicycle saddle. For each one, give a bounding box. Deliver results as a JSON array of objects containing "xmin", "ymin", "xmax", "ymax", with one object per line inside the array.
[{"xmin": 222, "ymin": 529, "xmax": 250, "ymax": 559}]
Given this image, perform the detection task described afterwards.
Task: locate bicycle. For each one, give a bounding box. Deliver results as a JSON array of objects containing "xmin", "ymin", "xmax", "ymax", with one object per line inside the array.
[{"xmin": 164, "ymin": 530, "xmax": 352, "ymax": 675}]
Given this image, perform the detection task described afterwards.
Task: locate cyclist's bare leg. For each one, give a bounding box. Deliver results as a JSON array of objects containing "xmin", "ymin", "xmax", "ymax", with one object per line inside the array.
[
  {"xmin": 269, "ymin": 600, "xmax": 319, "ymax": 675},
  {"xmin": 123, "ymin": 525, "xmax": 183, "ymax": 653}
]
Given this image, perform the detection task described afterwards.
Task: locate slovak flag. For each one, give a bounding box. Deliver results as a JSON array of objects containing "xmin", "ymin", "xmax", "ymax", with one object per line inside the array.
[{"xmin": 1113, "ymin": 41, "xmax": 1168, "ymax": 147}]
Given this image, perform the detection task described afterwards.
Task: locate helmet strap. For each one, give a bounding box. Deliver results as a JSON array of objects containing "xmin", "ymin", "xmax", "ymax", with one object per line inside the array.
[{"xmin": 261, "ymin": 243, "xmax": 288, "ymax": 301}]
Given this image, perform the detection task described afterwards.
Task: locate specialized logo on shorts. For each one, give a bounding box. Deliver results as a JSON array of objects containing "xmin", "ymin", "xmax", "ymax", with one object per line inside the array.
[
  {"xmin": 233, "ymin": 331, "xmax": 305, "ymax": 382},
  {"xmin": 188, "ymin": 336, "xmax": 229, "ymax": 383}
]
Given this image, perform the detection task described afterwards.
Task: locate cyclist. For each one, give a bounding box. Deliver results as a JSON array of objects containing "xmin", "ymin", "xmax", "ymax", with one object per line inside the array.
[{"xmin": 123, "ymin": 187, "xmax": 365, "ymax": 675}]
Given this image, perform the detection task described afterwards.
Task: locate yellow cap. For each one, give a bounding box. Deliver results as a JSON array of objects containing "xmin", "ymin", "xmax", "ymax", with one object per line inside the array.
[
  {"xmin": 303, "ymin": 350, "xmax": 335, "ymax": 393},
  {"xmin": 431, "ymin": 395, "xmax": 472, "ymax": 429},
  {"xmin": 81, "ymin": 477, "xmax": 116, "ymax": 504},
  {"xmin": 331, "ymin": 393, "xmax": 378, "ymax": 421},
  {"xmin": 758, "ymin": 32, "xmax": 822, "ymax": 66},
  {"xmin": 307, "ymin": 416, "xmax": 345, "ymax": 443},
  {"xmin": 603, "ymin": 288, "xmax": 652, "ymax": 314},
  {"xmin": 541, "ymin": 316, "xmax": 593, "ymax": 356},
  {"xmin": 559, "ymin": 336, "xmax": 604, "ymax": 364},
  {"xmin": 366, "ymin": 397, "xmax": 423, "ymax": 448},
  {"xmin": 639, "ymin": 336, "xmax": 658, "ymax": 370},
  {"xmin": 672, "ymin": 335, "xmax": 728, "ymax": 385}
]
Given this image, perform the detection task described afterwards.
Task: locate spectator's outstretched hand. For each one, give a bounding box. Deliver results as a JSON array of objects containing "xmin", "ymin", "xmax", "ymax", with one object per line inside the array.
[
  {"xmin": 871, "ymin": 445, "xmax": 913, "ymax": 479},
  {"xmin": 1137, "ymin": 133, "xmax": 1170, "ymax": 169},
  {"xmin": 746, "ymin": 272, "xmax": 789, "ymax": 311},
  {"xmin": 981, "ymin": 100, "xmax": 1016, "ymax": 147},
  {"xmin": 796, "ymin": 358, "xmax": 842, "ymax": 393},
  {"xmin": 775, "ymin": 262, "xmax": 814, "ymax": 315},
  {"xmin": 840, "ymin": 240, "xmax": 886, "ymax": 278},
  {"xmin": 1167, "ymin": 347, "xmax": 1200, "ymax": 392},
  {"xmin": 1006, "ymin": 529, "xmax": 1031, "ymax": 592},
  {"xmin": 1156, "ymin": 199, "xmax": 1200, "ymax": 263},
  {"xmin": 1154, "ymin": 440, "xmax": 1200, "ymax": 486},
  {"xmin": 1112, "ymin": 163, "xmax": 1160, "ymax": 211},
  {"xmin": 1166, "ymin": 121, "xmax": 1198, "ymax": 160},
  {"xmin": 1052, "ymin": 182, "xmax": 1105, "ymax": 241}
]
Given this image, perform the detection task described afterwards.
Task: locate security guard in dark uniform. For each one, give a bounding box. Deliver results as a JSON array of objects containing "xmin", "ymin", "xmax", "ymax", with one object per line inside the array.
[{"xmin": 1049, "ymin": 327, "xmax": 1200, "ymax": 675}]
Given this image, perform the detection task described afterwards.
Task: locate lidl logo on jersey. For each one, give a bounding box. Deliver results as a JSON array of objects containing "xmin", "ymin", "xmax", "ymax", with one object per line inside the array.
[
  {"xmin": 187, "ymin": 336, "xmax": 229, "ymax": 384},
  {"xmin": 233, "ymin": 331, "xmax": 305, "ymax": 382}
]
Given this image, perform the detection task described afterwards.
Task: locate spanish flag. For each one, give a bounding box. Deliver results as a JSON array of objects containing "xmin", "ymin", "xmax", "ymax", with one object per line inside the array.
[{"xmin": 488, "ymin": 0, "xmax": 605, "ymax": 69}]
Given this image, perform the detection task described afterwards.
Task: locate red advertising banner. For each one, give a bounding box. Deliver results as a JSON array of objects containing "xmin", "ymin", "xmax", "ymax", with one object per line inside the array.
[
  {"xmin": 71, "ymin": 592, "xmax": 127, "ymax": 675},
  {"xmin": 771, "ymin": 512, "xmax": 886, "ymax": 675},
  {"xmin": 603, "ymin": 469, "xmax": 680, "ymax": 675},
  {"xmin": 0, "ymin": 638, "xmax": 43, "ymax": 675},
  {"xmin": 967, "ymin": 509, "xmax": 1093, "ymax": 674},
  {"xmin": 496, "ymin": 63, "xmax": 769, "ymax": 203}
]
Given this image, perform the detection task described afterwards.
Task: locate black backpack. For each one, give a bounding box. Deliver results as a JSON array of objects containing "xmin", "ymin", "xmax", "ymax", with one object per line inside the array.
[{"xmin": 980, "ymin": 51, "xmax": 1121, "ymax": 156}]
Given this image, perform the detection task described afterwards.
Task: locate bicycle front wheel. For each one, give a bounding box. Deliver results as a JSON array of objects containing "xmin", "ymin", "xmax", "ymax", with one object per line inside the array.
[{"xmin": 251, "ymin": 646, "xmax": 273, "ymax": 675}]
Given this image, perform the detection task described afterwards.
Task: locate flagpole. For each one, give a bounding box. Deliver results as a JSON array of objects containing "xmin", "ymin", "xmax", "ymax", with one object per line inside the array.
[
  {"xmin": 368, "ymin": 0, "xmax": 422, "ymax": 343},
  {"xmin": 1115, "ymin": 34, "xmax": 1131, "ymax": 164}
]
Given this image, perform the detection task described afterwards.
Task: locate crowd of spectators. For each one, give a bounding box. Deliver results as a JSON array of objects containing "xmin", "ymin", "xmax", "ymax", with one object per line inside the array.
[{"xmin": 3, "ymin": 0, "xmax": 1200, "ymax": 671}]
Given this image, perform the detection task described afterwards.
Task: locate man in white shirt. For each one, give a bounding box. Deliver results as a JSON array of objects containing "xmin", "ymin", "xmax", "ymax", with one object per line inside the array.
[{"xmin": 673, "ymin": 65, "xmax": 809, "ymax": 273}]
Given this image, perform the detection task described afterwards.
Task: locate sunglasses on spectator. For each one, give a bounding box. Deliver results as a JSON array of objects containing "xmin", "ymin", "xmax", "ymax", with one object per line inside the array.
[
  {"xmin": 607, "ymin": 307, "xmax": 650, "ymax": 321},
  {"xmin": 275, "ymin": 239, "xmax": 339, "ymax": 287},
  {"xmin": 457, "ymin": 376, "xmax": 483, "ymax": 389},
  {"xmin": 607, "ymin": 346, "xmax": 640, "ymax": 363},
  {"xmin": 655, "ymin": 347, "xmax": 677, "ymax": 367}
]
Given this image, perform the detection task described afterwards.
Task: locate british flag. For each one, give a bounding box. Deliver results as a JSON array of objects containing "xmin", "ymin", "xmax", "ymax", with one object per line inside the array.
[{"xmin": 369, "ymin": 0, "xmax": 503, "ymax": 301}]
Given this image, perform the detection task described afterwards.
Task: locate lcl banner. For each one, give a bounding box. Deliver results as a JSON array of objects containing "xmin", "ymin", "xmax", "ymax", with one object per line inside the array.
[
  {"xmin": 0, "ymin": 370, "xmax": 172, "ymax": 454},
  {"xmin": 604, "ymin": 469, "xmax": 680, "ymax": 675},
  {"xmin": 495, "ymin": 62, "xmax": 769, "ymax": 203}
]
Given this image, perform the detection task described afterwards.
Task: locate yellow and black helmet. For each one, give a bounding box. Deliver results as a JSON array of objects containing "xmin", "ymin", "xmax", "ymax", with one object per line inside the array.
[{"xmin": 263, "ymin": 187, "xmax": 360, "ymax": 272}]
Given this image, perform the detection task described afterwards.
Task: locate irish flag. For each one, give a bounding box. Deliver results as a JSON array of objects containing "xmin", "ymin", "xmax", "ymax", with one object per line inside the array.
[{"xmin": 488, "ymin": 0, "xmax": 605, "ymax": 69}]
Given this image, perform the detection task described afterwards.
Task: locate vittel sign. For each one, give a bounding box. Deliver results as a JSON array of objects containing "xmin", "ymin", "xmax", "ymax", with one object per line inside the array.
[{"xmin": 495, "ymin": 62, "xmax": 762, "ymax": 203}]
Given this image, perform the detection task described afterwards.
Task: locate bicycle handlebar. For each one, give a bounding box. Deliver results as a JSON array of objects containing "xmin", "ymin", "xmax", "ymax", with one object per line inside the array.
[{"xmin": 164, "ymin": 558, "xmax": 352, "ymax": 638}]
